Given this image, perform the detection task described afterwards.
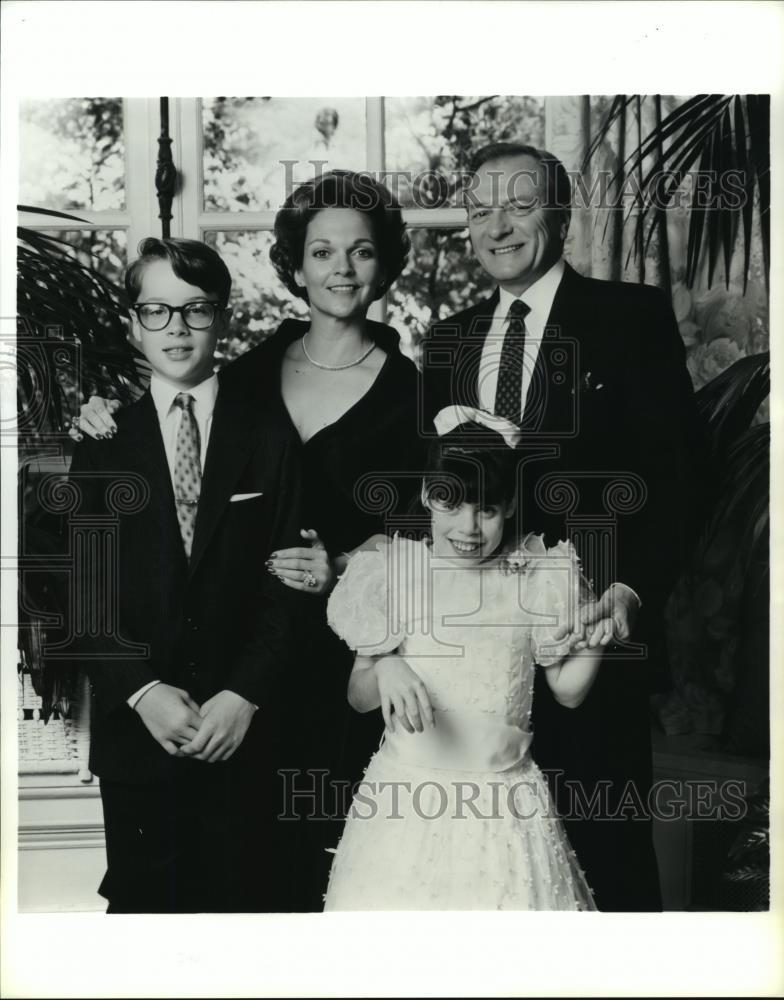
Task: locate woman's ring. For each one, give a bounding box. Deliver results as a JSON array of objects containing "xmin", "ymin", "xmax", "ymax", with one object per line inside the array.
[{"xmin": 303, "ymin": 570, "xmax": 317, "ymax": 588}]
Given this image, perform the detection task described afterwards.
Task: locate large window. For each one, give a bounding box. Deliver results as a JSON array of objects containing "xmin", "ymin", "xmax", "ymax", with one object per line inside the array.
[
  {"xmin": 174, "ymin": 96, "xmax": 547, "ymax": 361},
  {"xmin": 22, "ymin": 95, "xmax": 769, "ymax": 381},
  {"xmin": 19, "ymin": 96, "xmax": 548, "ymax": 363},
  {"xmin": 19, "ymin": 98, "xmax": 161, "ymax": 284}
]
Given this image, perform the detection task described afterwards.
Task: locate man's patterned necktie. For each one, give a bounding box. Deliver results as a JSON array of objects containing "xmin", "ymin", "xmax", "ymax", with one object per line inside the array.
[
  {"xmin": 173, "ymin": 393, "xmax": 201, "ymax": 560},
  {"xmin": 493, "ymin": 299, "xmax": 531, "ymax": 425}
]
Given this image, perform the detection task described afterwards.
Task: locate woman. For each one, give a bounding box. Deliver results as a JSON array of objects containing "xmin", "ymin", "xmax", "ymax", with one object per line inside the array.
[
  {"xmin": 223, "ymin": 172, "xmax": 423, "ymax": 904},
  {"xmin": 74, "ymin": 171, "xmax": 424, "ymax": 909},
  {"xmin": 243, "ymin": 169, "xmax": 420, "ymax": 589}
]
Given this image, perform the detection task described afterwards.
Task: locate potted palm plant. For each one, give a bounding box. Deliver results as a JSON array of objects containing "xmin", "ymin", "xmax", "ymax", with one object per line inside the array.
[{"xmin": 17, "ymin": 208, "xmax": 148, "ymax": 718}]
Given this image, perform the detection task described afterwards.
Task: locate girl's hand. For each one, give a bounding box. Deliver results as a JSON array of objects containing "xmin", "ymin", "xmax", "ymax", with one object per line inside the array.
[
  {"xmin": 540, "ymin": 621, "xmax": 609, "ymax": 660},
  {"xmin": 566, "ymin": 619, "xmax": 614, "ymax": 652},
  {"xmin": 553, "ymin": 585, "xmax": 639, "ymax": 648},
  {"xmin": 69, "ymin": 395, "xmax": 121, "ymax": 442},
  {"xmin": 267, "ymin": 529, "xmax": 337, "ymax": 595},
  {"xmin": 373, "ymin": 655, "xmax": 434, "ymax": 734}
]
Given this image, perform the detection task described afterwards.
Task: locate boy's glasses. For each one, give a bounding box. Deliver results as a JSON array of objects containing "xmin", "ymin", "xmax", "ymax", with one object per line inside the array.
[{"xmin": 132, "ymin": 301, "xmax": 222, "ymax": 332}]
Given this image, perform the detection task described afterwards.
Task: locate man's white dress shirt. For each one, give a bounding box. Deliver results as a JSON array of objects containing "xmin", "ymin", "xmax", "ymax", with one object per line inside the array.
[
  {"xmin": 477, "ymin": 258, "xmax": 565, "ymax": 423},
  {"xmin": 477, "ymin": 258, "xmax": 641, "ymax": 611}
]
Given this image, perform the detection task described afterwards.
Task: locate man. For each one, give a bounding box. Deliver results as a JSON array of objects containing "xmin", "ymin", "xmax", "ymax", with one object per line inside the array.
[
  {"xmin": 66, "ymin": 238, "xmax": 304, "ymax": 912},
  {"xmin": 422, "ymin": 142, "xmax": 705, "ymax": 910}
]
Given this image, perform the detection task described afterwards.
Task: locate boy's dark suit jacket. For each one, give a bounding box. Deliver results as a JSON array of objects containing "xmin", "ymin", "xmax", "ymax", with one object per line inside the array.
[
  {"xmin": 65, "ymin": 370, "xmax": 309, "ymax": 911},
  {"xmin": 68, "ymin": 377, "xmax": 304, "ymax": 784},
  {"xmin": 422, "ymin": 262, "xmax": 706, "ymax": 909}
]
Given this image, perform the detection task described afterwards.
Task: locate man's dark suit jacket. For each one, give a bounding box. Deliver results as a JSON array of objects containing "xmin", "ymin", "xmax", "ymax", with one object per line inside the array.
[
  {"xmin": 422, "ymin": 261, "xmax": 704, "ymax": 666},
  {"xmin": 67, "ymin": 373, "xmax": 304, "ymax": 785},
  {"xmin": 421, "ymin": 262, "xmax": 706, "ymax": 909}
]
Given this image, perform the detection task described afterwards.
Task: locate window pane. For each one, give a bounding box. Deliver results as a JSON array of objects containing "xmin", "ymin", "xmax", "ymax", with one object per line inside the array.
[
  {"xmin": 36, "ymin": 230, "xmax": 128, "ymax": 286},
  {"xmin": 203, "ymin": 98, "xmax": 367, "ymax": 212},
  {"xmin": 19, "ymin": 99, "xmax": 125, "ymax": 212},
  {"xmin": 386, "ymin": 227, "xmax": 494, "ymax": 362},
  {"xmin": 385, "ymin": 96, "xmax": 545, "ymax": 208},
  {"xmin": 204, "ymin": 230, "xmax": 309, "ymax": 364}
]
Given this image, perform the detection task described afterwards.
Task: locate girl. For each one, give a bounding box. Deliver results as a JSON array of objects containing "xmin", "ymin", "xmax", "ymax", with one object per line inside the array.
[{"xmin": 324, "ymin": 407, "xmax": 609, "ymax": 910}]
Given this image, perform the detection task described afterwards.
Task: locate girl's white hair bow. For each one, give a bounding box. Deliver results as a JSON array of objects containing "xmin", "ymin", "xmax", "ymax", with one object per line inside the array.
[{"xmin": 433, "ymin": 405, "xmax": 521, "ymax": 449}]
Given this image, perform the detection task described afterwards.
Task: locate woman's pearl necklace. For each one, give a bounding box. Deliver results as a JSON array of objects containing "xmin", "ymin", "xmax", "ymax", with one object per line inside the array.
[{"xmin": 301, "ymin": 333, "xmax": 376, "ymax": 371}]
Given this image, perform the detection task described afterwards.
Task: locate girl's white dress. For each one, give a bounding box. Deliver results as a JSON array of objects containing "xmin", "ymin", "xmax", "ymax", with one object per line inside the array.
[{"xmin": 324, "ymin": 534, "xmax": 596, "ymax": 911}]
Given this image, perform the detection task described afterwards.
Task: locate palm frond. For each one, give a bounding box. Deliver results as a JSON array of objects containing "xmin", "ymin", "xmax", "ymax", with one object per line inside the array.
[
  {"xmin": 728, "ymin": 828, "xmax": 768, "ymax": 859},
  {"xmin": 582, "ymin": 94, "xmax": 630, "ymax": 167},
  {"xmin": 17, "ymin": 205, "xmax": 91, "ymax": 224},
  {"xmin": 700, "ymin": 423, "xmax": 769, "ymax": 555},
  {"xmin": 723, "ymin": 866, "xmax": 769, "ymax": 884},
  {"xmin": 686, "ymin": 140, "xmax": 711, "ymax": 287},
  {"xmin": 17, "ymin": 206, "xmax": 151, "ymax": 702},
  {"xmin": 694, "ymin": 352, "xmax": 769, "ymax": 458},
  {"xmin": 733, "ymin": 97, "xmax": 754, "ymax": 293},
  {"xmin": 17, "ymin": 218, "xmax": 147, "ymax": 440},
  {"xmin": 718, "ymin": 105, "xmax": 738, "ymax": 289},
  {"xmin": 722, "ymin": 779, "xmax": 769, "ymax": 898},
  {"xmin": 584, "ymin": 96, "xmax": 770, "ymax": 290},
  {"xmin": 746, "ymin": 95, "xmax": 770, "ymax": 281},
  {"xmin": 691, "ymin": 353, "xmax": 769, "ymax": 565}
]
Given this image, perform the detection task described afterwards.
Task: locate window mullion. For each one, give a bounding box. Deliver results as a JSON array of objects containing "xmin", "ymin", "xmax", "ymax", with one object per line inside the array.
[
  {"xmin": 366, "ymin": 96, "xmax": 386, "ymax": 323},
  {"xmin": 171, "ymin": 97, "xmax": 203, "ymax": 240},
  {"xmin": 403, "ymin": 209, "xmax": 466, "ymax": 229},
  {"xmin": 366, "ymin": 96, "xmax": 386, "ymax": 174},
  {"xmin": 124, "ymin": 98, "xmax": 162, "ymax": 253},
  {"xmin": 199, "ymin": 212, "xmax": 278, "ymax": 231}
]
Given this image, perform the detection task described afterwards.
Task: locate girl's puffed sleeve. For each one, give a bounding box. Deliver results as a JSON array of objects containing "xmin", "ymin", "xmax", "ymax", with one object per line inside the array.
[
  {"xmin": 326, "ymin": 542, "xmax": 403, "ymax": 655},
  {"xmin": 526, "ymin": 538, "xmax": 595, "ymax": 667}
]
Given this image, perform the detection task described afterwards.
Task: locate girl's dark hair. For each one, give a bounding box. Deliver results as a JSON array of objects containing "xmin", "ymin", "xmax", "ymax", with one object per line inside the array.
[
  {"xmin": 125, "ymin": 237, "xmax": 232, "ymax": 305},
  {"xmin": 269, "ymin": 170, "xmax": 410, "ymax": 303},
  {"xmin": 423, "ymin": 422, "xmax": 518, "ymax": 509}
]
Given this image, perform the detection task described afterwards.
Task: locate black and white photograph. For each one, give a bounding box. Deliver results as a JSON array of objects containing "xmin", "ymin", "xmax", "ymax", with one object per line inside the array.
[{"xmin": 2, "ymin": 2, "xmax": 782, "ymax": 997}]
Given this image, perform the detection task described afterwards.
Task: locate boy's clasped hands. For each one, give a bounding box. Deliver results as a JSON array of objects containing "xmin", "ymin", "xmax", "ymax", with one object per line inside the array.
[{"xmin": 133, "ymin": 683, "xmax": 255, "ymax": 763}]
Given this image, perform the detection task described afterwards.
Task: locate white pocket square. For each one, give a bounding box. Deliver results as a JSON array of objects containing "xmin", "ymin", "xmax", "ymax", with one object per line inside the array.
[{"xmin": 229, "ymin": 492, "xmax": 264, "ymax": 502}]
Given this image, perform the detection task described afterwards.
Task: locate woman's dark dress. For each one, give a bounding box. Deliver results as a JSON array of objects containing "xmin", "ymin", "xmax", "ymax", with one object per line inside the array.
[{"xmin": 221, "ymin": 318, "xmax": 425, "ymax": 908}]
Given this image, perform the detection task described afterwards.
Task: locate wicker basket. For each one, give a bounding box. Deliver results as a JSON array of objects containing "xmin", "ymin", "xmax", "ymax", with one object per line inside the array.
[{"xmin": 18, "ymin": 670, "xmax": 92, "ymax": 781}]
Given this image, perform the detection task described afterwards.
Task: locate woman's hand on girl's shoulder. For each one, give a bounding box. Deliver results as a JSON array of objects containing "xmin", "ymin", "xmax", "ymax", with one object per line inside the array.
[{"xmin": 69, "ymin": 395, "xmax": 121, "ymax": 442}]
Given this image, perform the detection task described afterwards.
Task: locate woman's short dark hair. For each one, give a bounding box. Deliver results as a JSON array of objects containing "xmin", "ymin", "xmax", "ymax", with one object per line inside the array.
[
  {"xmin": 269, "ymin": 170, "xmax": 410, "ymax": 303},
  {"xmin": 423, "ymin": 422, "xmax": 518, "ymax": 509},
  {"xmin": 125, "ymin": 237, "xmax": 232, "ymax": 306}
]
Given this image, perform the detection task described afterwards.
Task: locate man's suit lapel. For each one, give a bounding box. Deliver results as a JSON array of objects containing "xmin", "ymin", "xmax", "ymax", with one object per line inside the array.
[
  {"xmin": 188, "ymin": 379, "xmax": 262, "ymax": 578},
  {"xmin": 521, "ymin": 263, "xmax": 583, "ymax": 434},
  {"xmin": 546, "ymin": 260, "xmax": 581, "ymax": 330},
  {"xmin": 459, "ymin": 287, "xmax": 499, "ymax": 409},
  {"xmin": 123, "ymin": 392, "xmax": 187, "ymax": 570}
]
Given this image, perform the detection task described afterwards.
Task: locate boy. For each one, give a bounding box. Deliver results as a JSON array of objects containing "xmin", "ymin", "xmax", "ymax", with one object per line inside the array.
[{"xmin": 69, "ymin": 238, "xmax": 302, "ymax": 912}]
